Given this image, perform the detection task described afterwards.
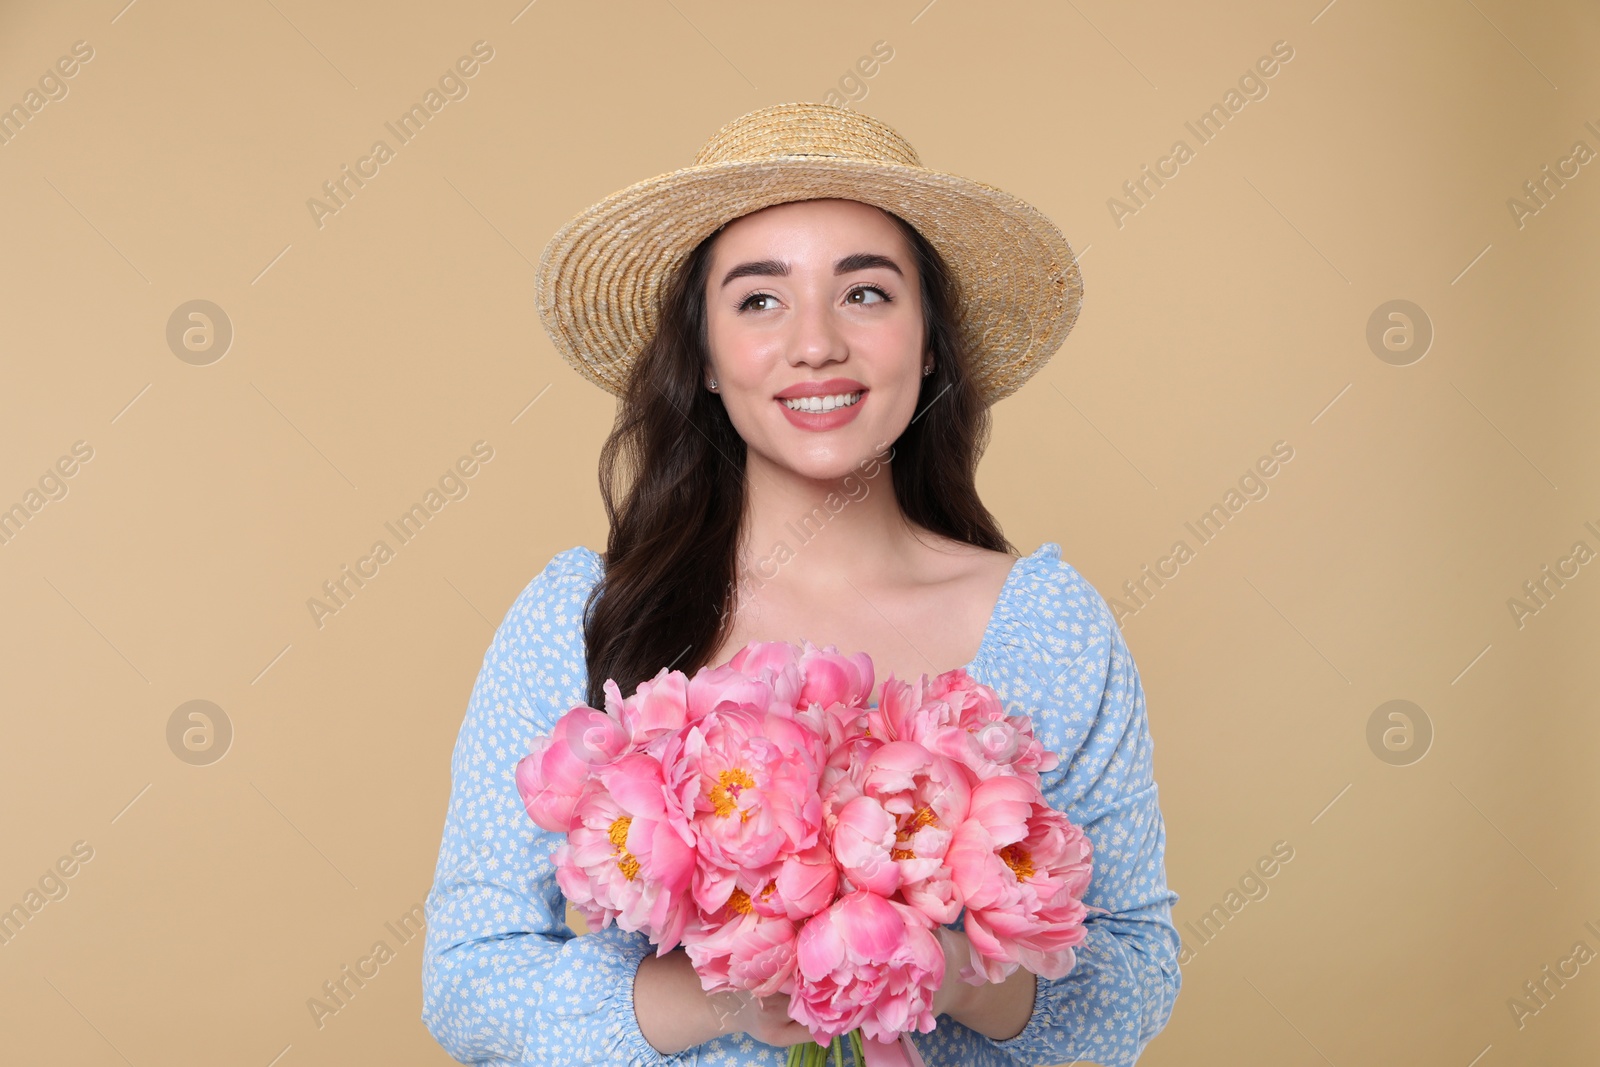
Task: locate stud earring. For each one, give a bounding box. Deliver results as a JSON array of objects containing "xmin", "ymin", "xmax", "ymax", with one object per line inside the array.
[
  {"xmin": 922, "ymin": 363, "xmax": 933, "ymax": 376},
  {"xmin": 708, "ymin": 378, "xmax": 718, "ymax": 391}
]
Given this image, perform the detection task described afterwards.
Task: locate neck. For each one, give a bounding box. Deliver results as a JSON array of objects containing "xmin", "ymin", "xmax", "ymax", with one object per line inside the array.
[{"xmin": 734, "ymin": 448, "xmax": 921, "ymax": 597}]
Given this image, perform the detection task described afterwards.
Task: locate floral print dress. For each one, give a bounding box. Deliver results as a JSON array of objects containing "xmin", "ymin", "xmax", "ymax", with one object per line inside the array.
[{"xmin": 422, "ymin": 542, "xmax": 1181, "ymax": 1066}]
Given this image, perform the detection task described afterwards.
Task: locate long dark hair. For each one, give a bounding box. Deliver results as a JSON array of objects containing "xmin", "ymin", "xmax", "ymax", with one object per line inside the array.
[{"xmin": 582, "ymin": 203, "xmax": 1014, "ymax": 709}]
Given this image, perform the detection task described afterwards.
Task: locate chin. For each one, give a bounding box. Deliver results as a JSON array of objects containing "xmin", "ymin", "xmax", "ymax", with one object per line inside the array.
[
  {"xmin": 776, "ymin": 452, "xmax": 855, "ymax": 481},
  {"xmin": 769, "ymin": 440, "xmax": 887, "ymax": 484}
]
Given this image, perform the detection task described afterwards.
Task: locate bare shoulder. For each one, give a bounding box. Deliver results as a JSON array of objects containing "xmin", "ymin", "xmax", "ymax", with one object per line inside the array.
[{"xmin": 907, "ymin": 529, "xmax": 1018, "ymax": 586}]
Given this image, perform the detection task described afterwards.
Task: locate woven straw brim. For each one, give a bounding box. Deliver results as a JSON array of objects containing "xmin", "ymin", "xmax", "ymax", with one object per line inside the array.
[{"xmin": 536, "ymin": 156, "xmax": 1083, "ymax": 406}]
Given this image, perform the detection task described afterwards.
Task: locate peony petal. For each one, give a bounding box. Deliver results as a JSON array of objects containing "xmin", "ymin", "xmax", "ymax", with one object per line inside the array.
[
  {"xmin": 796, "ymin": 909, "xmax": 846, "ymax": 980},
  {"xmin": 835, "ymin": 891, "xmax": 904, "ymax": 962}
]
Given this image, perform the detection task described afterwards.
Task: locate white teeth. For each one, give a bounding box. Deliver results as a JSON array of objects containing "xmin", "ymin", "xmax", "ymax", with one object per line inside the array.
[{"xmin": 781, "ymin": 392, "xmax": 861, "ymax": 413}]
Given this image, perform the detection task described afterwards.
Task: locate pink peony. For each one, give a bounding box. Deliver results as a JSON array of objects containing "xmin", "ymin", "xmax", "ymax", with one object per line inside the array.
[
  {"xmin": 793, "ymin": 640, "xmax": 875, "ymax": 717},
  {"xmin": 947, "ymin": 775, "xmax": 1092, "ymax": 983},
  {"xmin": 656, "ymin": 705, "xmax": 826, "ymax": 914},
  {"xmin": 759, "ymin": 843, "xmax": 840, "ymax": 922},
  {"xmin": 831, "ymin": 794, "xmax": 903, "ymax": 896},
  {"xmin": 791, "ymin": 891, "xmax": 943, "ymax": 1044},
  {"xmin": 820, "ymin": 732, "xmax": 881, "ymax": 812},
  {"xmin": 606, "ymin": 668, "xmax": 690, "ymax": 749},
  {"xmin": 866, "ymin": 674, "xmax": 956, "ymax": 748},
  {"xmin": 723, "ymin": 639, "xmax": 876, "ymax": 745},
  {"xmin": 856, "ymin": 741, "xmax": 972, "ymax": 925},
  {"xmin": 684, "ymin": 661, "xmax": 780, "ymax": 725},
  {"xmin": 553, "ymin": 754, "xmax": 696, "ymax": 951},
  {"xmin": 514, "ymin": 705, "xmax": 629, "ymax": 833},
  {"xmin": 923, "ymin": 669, "xmax": 1060, "ymax": 787},
  {"xmin": 826, "ymin": 741, "xmax": 973, "ymax": 924},
  {"xmin": 723, "ymin": 637, "xmax": 803, "ymax": 681},
  {"xmin": 714, "ymin": 640, "xmax": 812, "ymax": 723},
  {"xmin": 681, "ymin": 890, "xmax": 799, "ymax": 998},
  {"xmin": 925, "ymin": 669, "xmax": 1005, "ymax": 722}
]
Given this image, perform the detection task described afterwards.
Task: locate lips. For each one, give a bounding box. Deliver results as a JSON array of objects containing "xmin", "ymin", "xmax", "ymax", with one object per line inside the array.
[
  {"xmin": 776, "ymin": 388, "xmax": 867, "ymax": 432},
  {"xmin": 774, "ymin": 377, "xmax": 867, "ymax": 400}
]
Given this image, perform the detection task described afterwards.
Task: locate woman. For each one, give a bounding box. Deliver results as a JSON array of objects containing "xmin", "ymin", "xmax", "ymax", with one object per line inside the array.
[{"xmin": 422, "ymin": 102, "xmax": 1181, "ymax": 1066}]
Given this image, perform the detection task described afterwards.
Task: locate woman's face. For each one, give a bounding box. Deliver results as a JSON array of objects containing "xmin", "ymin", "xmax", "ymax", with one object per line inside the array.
[{"xmin": 702, "ymin": 198, "xmax": 926, "ymax": 483}]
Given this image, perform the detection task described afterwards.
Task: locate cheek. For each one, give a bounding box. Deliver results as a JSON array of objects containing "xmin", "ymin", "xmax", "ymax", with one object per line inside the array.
[
  {"xmin": 706, "ymin": 314, "xmax": 775, "ymax": 374},
  {"xmin": 724, "ymin": 393, "xmax": 766, "ymax": 431},
  {"xmin": 871, "ymin": 374, "xmax": 923, "ymax": 426},
  {"xmin": 717, "ymin": 387, "xmax": 780, "ymax": 450}
]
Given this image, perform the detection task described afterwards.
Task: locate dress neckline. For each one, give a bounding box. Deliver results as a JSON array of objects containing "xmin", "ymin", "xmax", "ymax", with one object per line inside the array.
[
  {"xmin": 866, "ymin": 541, "xmax": 1057, "ymax": 707},
  {"xmin": 572, "ymin": 540, "xmax": 1061, "ymax": 704}
]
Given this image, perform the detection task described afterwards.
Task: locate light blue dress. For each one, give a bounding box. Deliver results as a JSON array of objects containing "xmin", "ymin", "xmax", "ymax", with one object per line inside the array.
[{"xmin": 422, "ymin": 542, "xmax": 1181, "ymax": 1065}]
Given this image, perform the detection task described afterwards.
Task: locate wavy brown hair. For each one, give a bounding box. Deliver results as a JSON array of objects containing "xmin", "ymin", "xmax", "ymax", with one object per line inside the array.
[{"xmin": 582, "ymin": 203, "xmax": 1014, "ymax": 709}]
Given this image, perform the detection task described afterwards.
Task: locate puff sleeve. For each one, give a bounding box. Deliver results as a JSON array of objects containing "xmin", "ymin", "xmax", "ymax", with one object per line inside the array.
[
  {"xmin": 421, "ymin": 548, "xmax": 678, "ymax": 1066},
  {"xmin": 986, "ymin": 567, "xmax": 1183, "ymax": 1066}
]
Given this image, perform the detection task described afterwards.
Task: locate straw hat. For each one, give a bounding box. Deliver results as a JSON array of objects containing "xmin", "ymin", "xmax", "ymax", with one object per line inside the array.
[{"xmin": 534, "ymin": 101, "xmax": 1084, "ymax": 406}]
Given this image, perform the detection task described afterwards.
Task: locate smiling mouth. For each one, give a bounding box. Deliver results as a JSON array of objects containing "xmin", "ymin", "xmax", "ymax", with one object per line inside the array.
[{"xmin": 779, "ymin": 391, "xmax": 863, "ymax": 413}]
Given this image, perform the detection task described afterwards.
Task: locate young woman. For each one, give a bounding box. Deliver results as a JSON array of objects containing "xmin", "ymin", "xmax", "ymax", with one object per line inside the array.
[{"xmin": 422, "ymin": 102, "xmax": 1181, "ymax": 1066}]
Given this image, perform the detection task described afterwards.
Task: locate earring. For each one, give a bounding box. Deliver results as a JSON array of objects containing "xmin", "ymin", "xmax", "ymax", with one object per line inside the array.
[
  {"xmin": 708, "ymin": 378, "xmax": 718, "ymax": 391},
  {"xmin": 922, "ymin": 363, "xmax": 933, "ymax": 376}
]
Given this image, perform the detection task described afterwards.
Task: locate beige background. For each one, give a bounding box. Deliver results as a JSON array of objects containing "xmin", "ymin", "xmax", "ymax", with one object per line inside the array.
[{"xmin": 2, "ymin": 0, "xmax": 1596, "ymax": 1064}]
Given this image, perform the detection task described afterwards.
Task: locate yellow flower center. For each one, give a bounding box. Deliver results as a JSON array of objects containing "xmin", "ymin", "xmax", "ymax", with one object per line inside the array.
[
  {"xmin": 894, "ymin": 805, "xmax": 938, "ymax": 842},
  {"xmin": 999, "ymin": 844, "xmax": 1035, "ymax": 881},
  {"xmin": 889, "ymin": 806, "xmax": 939, "ymax": 861},
  {"xmin": 710, "ymin": 767, "xmax": 756, "ymax": 820},
  {"xmin": 608, "ymin": 816, "xmax": 640, "ymax": 881},
  {"xmin": 727, "ymin": 887, "xmax": 753, "ymax": 914}
]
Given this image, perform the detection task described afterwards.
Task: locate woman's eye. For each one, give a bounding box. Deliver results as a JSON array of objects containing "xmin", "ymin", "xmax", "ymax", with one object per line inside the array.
[
  {"xmin": 738, "ymin": 292, "xmax": 778, "ymax": 312},
  {"xmin": 846, "ymin": 286, "xmax": 890, "ymax": 305}
]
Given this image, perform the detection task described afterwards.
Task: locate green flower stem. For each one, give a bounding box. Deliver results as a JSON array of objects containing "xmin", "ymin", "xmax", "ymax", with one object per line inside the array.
[{"xmin": 790, "ymin": 1028, "xmax": 874, "ymax": 1067}]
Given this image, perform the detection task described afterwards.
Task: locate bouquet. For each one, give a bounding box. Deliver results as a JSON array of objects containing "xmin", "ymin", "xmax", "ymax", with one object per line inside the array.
[{"xmin": 514, "ymin": 639, "xmax": 1096, "ymax": 1067}]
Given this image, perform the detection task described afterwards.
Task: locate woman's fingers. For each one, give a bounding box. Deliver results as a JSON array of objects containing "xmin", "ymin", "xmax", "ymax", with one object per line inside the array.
[
  {"xmin": 709, "ymin": 989, "xmax": 809, "ymax": 1048},
  {"xmin": 931, "ymin": 925, "xmax": 980, "ymax": 1018},
  {"xmin": 766, "ymin": 1021, "xmax": 817, "ymax": 1048},
  {"xmin": 741, "ymin": 994, "xmax": 818, "ymax": 1048}
]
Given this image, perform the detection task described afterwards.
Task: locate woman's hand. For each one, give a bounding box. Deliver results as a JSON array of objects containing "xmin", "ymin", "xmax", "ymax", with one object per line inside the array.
[
  {"xmin": 930, "ymin": 924, "xmax": 982, "ymax": 1020},
  {"xmin": 706, "ymin": 988, "xmax": 817, "ymax": 1048},
  {"xmin": 927, "ymin": 924, "xmax": 1037, "ymax": 1041},
  {"xmin": 636, "ymin": 949, "xmax": 815, "ymax": 1053}
]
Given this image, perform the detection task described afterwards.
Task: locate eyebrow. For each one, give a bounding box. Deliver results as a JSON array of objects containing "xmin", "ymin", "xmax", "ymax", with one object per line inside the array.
[{"xmin": 718, "ymin": 252, "xmax": 904, "ymax": 289}]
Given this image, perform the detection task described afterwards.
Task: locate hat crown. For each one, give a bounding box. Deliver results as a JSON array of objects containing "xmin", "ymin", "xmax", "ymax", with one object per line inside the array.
[{"xmin": 693, "ymin": 102, "xmax": 922, "ymax": 169}]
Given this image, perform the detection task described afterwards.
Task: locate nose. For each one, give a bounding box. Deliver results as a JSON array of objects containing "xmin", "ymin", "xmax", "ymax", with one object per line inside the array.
[{"xmin": 787, "ymin": 287, "xmax": 847, "ymax": 369}]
